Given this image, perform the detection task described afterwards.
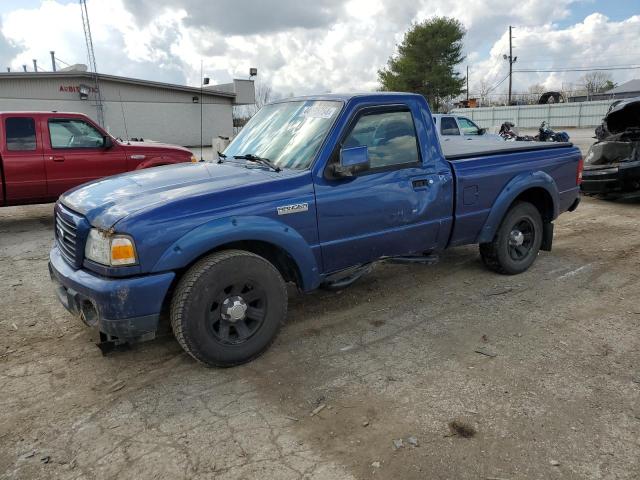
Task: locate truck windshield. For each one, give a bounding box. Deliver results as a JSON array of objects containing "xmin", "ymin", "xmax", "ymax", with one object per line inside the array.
[{"xmin": 224, "ymin": 100, "xmax": 342, "ymax": 170}]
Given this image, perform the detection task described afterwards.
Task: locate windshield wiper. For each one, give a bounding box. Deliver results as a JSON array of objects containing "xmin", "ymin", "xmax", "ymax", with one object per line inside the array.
[
  {"xmin": 233, "ymin": 153, "xmax": 282, "ymax": 172},
  {"xmin": 216, "ymin": 151, "xmax": 227, "ymax": 164}
]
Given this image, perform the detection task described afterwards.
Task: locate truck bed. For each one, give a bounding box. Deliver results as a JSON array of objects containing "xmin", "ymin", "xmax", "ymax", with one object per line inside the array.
[
  {"xmin": 442, "ymin": 140, "xmax": 573, "ymax": 160},
  {"xmin": 446, "ymin": 143, "xmax": 581, "ymax": 247}
]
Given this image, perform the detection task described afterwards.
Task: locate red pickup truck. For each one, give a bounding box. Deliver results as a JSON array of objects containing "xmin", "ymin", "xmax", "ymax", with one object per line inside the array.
[{"xmin": 0, "ymin": 111, "xmax": 197, "ymax": 206}]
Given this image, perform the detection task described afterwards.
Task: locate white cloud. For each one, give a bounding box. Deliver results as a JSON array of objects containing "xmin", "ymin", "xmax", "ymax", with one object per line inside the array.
[{"xmin": 0, "ymin": 0, "xmax": 638, "ymax": 101}]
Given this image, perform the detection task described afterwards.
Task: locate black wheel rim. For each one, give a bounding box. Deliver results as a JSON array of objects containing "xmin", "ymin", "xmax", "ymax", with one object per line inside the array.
[
  {"xmin": 207, "ymin": 281, "xmax": 267, "ymax": 345},
  {"xmin": 508, "ymin": 218, "xmax": 535, "ymax": 261}
]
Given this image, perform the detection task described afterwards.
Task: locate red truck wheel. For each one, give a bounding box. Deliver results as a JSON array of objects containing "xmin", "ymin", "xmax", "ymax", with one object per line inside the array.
[
  {"xmin": 479, "ymin": 201, "xmax": 543, "ymax": 275},
  {"xmin": 170, "ymin": 249, "xmax": 287, "ymax": 367}
]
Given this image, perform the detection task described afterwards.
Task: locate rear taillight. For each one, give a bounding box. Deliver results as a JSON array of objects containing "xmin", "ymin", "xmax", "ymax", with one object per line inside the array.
[{"xmin": 577, "ymin": 156, "xmax": 584, "ymax": 185}]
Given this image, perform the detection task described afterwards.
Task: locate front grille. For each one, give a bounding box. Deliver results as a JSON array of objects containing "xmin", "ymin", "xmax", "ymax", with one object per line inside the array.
[{"xmin": 55, "ymin": 205, "xmax": 86, "ymax": 268}]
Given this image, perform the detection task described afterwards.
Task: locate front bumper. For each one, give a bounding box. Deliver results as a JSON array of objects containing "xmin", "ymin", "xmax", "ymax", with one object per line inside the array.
[
  {"xmin": 581, "ymin": 161, "xmax": 640, "ymax": 194},
  {"xmin": 49, "ymin": 245, "xmax": 175, "ymax": 340}
]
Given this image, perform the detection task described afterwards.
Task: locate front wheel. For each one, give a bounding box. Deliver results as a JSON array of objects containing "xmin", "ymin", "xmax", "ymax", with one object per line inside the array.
[
  {"xmin": 170, "ymin": 250, "xmax": 287, "ymax": 367},
  {"xmin": 479, "ymin": 201, "xmax": 543, "ymax": 275}
]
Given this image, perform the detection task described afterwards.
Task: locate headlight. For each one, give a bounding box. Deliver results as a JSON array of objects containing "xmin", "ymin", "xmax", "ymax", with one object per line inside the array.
[{"xmin": 85, "ymin": 229, "xmax": 137, "ymax": 266}]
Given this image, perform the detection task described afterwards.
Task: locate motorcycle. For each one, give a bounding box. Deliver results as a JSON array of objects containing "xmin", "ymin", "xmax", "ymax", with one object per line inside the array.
[
  {"xmin": 499, "ymin": 121, "xmax": 518, "ymax": 140},
  {"xmin": 499, "ymin": 122, "xmax": 535, "ymax": 142},
  {"xmin": 535, "ymin": 121, "xmax": 570, "ymax": 142}
]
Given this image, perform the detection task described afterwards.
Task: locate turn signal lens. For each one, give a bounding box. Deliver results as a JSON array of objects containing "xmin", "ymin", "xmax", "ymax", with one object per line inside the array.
[
  {"xmin": 577, "ymin": 156, "xmax": 584, "ymax": 185},
  {"xmin": 111, "ymin": 237, "xmax": 137, "ymax": 266}
]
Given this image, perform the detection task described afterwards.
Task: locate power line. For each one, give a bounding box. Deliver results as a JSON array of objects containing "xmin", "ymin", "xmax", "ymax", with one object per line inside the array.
[
  {"xmin": 512, "ymin": 32, "xmax": 640, "ymax": 49},
  {"xmin": 486, "ymin": 73, "xmax": 510, "ymax": 94},
  {"xmin": 54, "ymin": 56, "xmax": 71, "ymax": 67},
  {"xmin": 514, "ymin": 65, "xmax": 640, "ymax": 73}
]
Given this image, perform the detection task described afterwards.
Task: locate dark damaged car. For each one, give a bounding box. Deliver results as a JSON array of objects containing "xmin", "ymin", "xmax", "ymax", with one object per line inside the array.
[{"xmin": 582, "ymin": 97, "xmax": 640, "ymax": 195}]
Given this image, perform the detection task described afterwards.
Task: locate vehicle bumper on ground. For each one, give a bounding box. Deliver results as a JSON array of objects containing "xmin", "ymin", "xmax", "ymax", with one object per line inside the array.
[
  {"xmin": 49, "ymin": 245, "xmax": 175, "ymax": 340},
  {"xmin": 581, "ymin": 161, "xmax": 640, "ymax": 194}
]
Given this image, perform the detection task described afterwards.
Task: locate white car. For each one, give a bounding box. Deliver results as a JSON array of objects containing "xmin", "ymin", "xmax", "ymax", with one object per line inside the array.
[{"xmin": 433, "ymin": 114, "xmax": 503, "ymax": 144}]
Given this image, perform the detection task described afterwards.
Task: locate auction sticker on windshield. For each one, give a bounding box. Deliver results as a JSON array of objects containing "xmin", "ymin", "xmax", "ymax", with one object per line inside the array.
[{"xmin": 301, "ymin": 105, "xmax": 337, "ymax": 119}]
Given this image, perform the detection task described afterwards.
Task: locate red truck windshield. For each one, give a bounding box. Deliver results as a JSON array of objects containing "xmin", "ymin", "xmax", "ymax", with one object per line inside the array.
[{"xmin": 224, "ymin": 100, "xmax": 342, "ymax": 170}]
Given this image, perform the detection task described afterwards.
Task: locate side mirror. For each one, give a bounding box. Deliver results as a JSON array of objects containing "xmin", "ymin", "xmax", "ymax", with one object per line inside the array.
[
  {"xmin": 332, "ymin": 145, "xmax": 370, "ymax": 178},
  {"xmin": 103, "ymin": 136, "xmax": 113, "ymax": 149},
  {"xmin": 478, "ymin": 128, "xmax": 487, "ymax": 135}
]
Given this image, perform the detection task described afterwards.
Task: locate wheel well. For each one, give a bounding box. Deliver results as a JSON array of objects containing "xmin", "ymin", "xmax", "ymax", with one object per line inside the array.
[
  {"xmin": 513, "ymin": 187, "xmax": 554, "ymax": 223},
  {"xmin": 192, "ymin": 240, "xmax": 303, "ymax": 288}
]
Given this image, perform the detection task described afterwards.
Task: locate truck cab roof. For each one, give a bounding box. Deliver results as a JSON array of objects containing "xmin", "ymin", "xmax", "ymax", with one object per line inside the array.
[
  {"xmin": 272, "ymin": 92, "xmax": 425, "ymax": 104},
  {"xmin": 0, "ymin": 111, "xmax": 92, "ymax": 118}
]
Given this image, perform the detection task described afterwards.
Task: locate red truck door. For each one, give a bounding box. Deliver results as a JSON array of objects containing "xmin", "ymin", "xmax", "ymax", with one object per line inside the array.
[
  {"xmin": 43, "ymin": 116, "xmax": 126, "ymax": 197},
  {"xmin": 1, "ymin": 115, "xmax": 47, "ymax": 204}
]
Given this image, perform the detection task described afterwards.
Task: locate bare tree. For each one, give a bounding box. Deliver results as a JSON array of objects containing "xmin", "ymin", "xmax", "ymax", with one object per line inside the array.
[
  {"xmin": 253, "ymin": 81, "xmax": 273, "ymax": 112},
  {"xmin": 580, "ymin": 71, "xmax": 613, "ymax": 100},
  {"xmin": 233, "ymin": 80, "xmax": 273, "ymax": 133},
  {"xmin": 478, "ymin": 79, "xmax": 491, "ymax": 106},
  {"xmin": 527, "ymin": 83, "xmax": 546, "ymax": 104}
]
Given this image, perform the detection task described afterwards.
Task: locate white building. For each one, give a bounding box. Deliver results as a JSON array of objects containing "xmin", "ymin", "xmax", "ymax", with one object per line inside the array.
[{"xmin": 0, "ymin": 69, "xmax": 255, "ymax": 146}]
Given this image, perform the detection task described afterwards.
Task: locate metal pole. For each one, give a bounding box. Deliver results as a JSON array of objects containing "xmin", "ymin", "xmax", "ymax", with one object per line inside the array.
[
  {"xmin": 508, "ymin": 26, "xmax": 513, "ymax": 105},
  {"xmin": 466, "ymin": 65, "xmax": 469, "ymax": 103},
  {"xmin": 50, "ymin": 51, "xmax": 56, "ymax": 72},
  {"xmin": 32, "ymin": 59, "xmax": 38, "ymax": 72}
]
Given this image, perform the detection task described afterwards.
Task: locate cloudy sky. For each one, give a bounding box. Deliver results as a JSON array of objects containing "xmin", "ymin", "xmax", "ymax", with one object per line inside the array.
[{"xmin": 0, "ymin": 0, "xmax": 638, "ymax": 100}]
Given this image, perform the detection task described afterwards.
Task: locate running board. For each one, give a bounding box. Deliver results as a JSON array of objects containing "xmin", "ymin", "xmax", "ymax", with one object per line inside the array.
[
  {"xmin": 387, "ymin": 254, "xmax": 440, "ymax": 265},
  {"xmin": 321, "ymin": 263, "xmax": 373, "ymax": 290},
  {"xmin": 321, "ymin": 253, "xmax": 440, "ymax": 290}
]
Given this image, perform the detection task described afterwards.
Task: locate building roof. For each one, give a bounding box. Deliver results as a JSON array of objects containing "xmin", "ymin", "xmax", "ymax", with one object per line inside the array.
[
  {"xmin": 606, "ymin": 79, "xmax": 640, "ymax": 94},
  {"xmin": 0, "ymin": 71, "xmax": 236, "ymax": 98}
]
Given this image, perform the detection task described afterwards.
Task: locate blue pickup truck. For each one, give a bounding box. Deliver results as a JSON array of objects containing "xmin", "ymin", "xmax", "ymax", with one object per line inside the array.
[{"xmin": 49, "ymin": 93, "xmax": 582, "ymax": 366}]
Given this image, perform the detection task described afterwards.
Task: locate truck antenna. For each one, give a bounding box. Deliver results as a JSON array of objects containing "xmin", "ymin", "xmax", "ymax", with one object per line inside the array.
[
  {"xmin": 118, "ymin": 90, "xmax": 130, "ymax": 145},
  {"xmin": 200, "ymin": 59, "xmax": 204, "ymax": 161}
]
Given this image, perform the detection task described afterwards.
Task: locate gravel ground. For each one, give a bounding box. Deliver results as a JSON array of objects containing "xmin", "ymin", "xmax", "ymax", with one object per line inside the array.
[{"xmin": 1, "ymin": 193, "xmax": 639, "ymax": 480}]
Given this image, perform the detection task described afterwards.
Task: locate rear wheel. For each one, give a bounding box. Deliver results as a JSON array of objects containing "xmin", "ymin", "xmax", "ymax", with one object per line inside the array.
[
  {"xmin": 170, "ymin": 250, "xmax": 287, "ymax": 367},
  {"xmin": 479, "ymin": 201, "xmax": 543, "ymax": 275}
]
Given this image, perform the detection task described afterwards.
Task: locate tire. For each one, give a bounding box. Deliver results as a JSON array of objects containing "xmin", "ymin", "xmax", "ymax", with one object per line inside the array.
[
  {"xmin": 479, "ymin": 201, "xmax": 543, "ymax": 275},
  {"xmin": 170, "ymin": 249, "xmax": 287, "ymax": 367}
]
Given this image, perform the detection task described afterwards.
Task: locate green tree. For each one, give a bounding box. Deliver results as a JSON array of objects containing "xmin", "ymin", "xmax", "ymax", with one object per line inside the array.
[{"xmin": 378, "ymin": 17, "xmax": 466, "ymax": 111}]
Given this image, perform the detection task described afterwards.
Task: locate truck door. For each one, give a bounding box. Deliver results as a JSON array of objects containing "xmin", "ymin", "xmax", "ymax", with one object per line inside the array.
[
  {"xmin": 458, "ymin": 117, "xmax": 483, "ymax": 141},
  {"xmin": 439, "ymin": 116, "xmax": 463, "ymax": 144},
  {"xmin": 1, "ymin": 115, "xmax": 47, "ymax": 204},
  {"xmin": 44, "ymin": 117, "xmax": 126, "ymax": 197},
  {"xmin": 314, "ymin": 105, "xmax": 443, "ymax": 273}
]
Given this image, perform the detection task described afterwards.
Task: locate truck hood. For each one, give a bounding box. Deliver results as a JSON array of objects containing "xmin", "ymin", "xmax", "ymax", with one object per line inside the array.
[
  {"xmin": 122, "ymin": 140, "xmax": 192, "ymax": 154},
  {"xmin": 605, "ymin": 96, "xmax": 640, "ymax": 134},
  {"xmin": 60, "ymin": 162, "xmax": 288, "ymax": 229}
]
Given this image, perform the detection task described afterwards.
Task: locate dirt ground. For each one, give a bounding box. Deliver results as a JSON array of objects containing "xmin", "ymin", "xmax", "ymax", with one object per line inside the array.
[{"xmin": 1, "ymin": 193, "xmax": 639, "ymax": 480}]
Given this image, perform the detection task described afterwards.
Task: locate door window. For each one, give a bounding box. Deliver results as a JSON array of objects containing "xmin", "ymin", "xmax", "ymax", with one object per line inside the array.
[
  {"xmin": 342, "ymin": 110, "xmax": 420, "ymax": 169},
  {"xmin": 6, "ymin": 117, "xmax": 36, "ymax": 151},
  {"xmin": 440, "ymin": 117, "xmax": 460, "ymax": 136},
  {"xmin": 48, "ymin": 119, "xmax": 105, "ymax": 149},
  {"xmin": 458, "ymin": 117, "xmax": 481, "ymax": 135}
]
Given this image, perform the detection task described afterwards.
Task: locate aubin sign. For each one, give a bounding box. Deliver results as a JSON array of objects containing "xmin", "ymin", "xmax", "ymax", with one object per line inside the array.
[{"xmin": 59, "ymin": 84, "xmax": 98, "ymax": 93}]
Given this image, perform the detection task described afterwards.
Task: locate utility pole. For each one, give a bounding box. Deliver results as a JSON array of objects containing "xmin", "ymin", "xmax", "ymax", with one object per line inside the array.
[
  {"xmin": 503, "ymin": 26, "xmax": 517, "ymax": 105},
  {"xmin": 466, "ymin": 65, "xmax": 469, "ymax": 103},
  {"xmin": 508, "ymin": 26, "xmax": 513, "ymax": 105}
]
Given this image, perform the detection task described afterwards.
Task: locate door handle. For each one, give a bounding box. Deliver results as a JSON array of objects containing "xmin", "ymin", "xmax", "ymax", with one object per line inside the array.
[
  {"xmin": 49, "ymin": 156, "xmax": 65, "ymax": 162},
  {"xmin": 412, "ymin": 178, "xmax": 433, "ymax": 190}
]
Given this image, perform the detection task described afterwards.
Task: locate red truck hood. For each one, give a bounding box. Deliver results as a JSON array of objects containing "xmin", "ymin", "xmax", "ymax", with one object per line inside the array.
[{"xmin": 121, "ymin": 140, "xmax": 192, "ymax": 154}]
